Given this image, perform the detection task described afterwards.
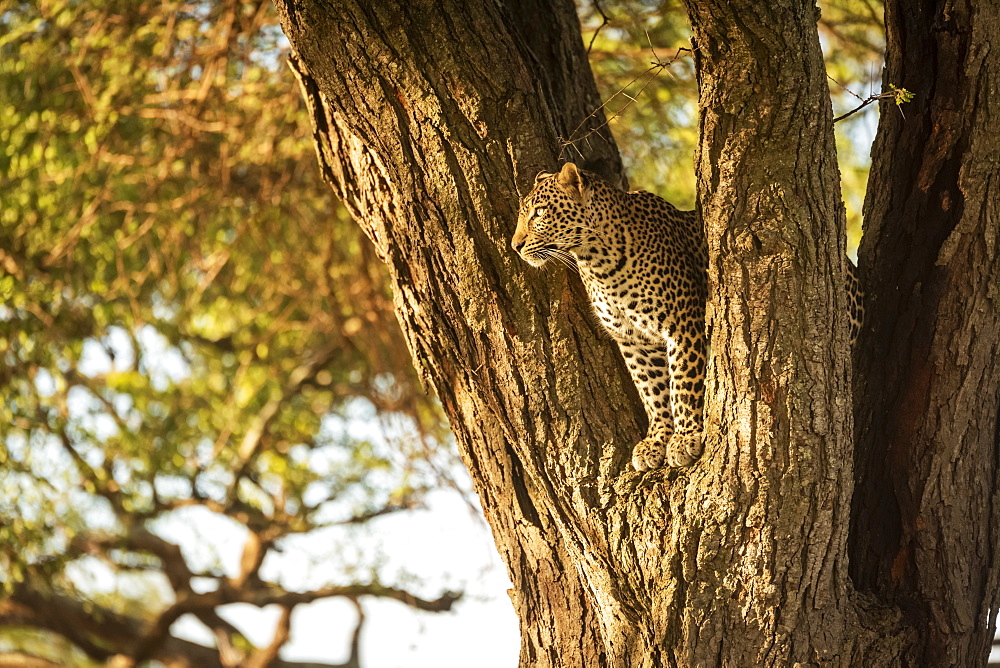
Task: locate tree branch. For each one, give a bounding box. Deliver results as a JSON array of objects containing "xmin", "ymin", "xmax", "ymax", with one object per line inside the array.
[
  {"xmin": 2, "ymin": 583, "xmax": 390, "ymax": 668},
  {"xmin": 224, "ymin": 342, "xmax": 340, "ymax": 508},
  {"xmin": 244, "ymin": 605, "xmax": 292, "ymax": 668},
  {"xmin": 71, "ymin": 527, "xmax": 199, "ymax": 593},
  {"xmin": 3, "ymin": 587, "xmax": 134, "ymax": 661},
  {"xmin": 0, "ymin": 653, "xmax": 63, "ymax": 668},
  {"xmin": 130, "ymin": 580, "xmax": 459, "ymax": 664}
]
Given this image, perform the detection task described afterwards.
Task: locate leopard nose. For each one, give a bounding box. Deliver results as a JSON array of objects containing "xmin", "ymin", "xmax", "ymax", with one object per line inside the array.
[{"xmin": 512, "ymin": 238, "xmax": 525, "ymax": 253}]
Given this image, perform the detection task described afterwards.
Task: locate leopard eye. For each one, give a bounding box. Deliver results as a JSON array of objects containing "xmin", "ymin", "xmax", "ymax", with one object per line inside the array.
[{"xmin": 533, "ymin": 207, "xmax": 548, "ymax": 219}]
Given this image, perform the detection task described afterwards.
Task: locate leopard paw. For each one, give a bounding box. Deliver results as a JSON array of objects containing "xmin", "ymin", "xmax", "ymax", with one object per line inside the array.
[
  {"xmin": 631, "ymin": 436, "xmax": 667, "ymax": 471},
  {"xmin": 665, "ymin": 431, "xmax": 703, "ymax": 467}
]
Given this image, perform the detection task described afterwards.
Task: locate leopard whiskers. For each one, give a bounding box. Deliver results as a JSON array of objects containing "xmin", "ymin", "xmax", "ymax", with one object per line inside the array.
[
  {"xmin": 550, "ymin": 248, "xmax": 578, "ymax": 265},
  {"xmin": 550, "ymin": 240, "xmax": 584, "ymax": 250},
  {"xmin": 541, "ymin": 248, "xmax": 580, "ymax": 273}
]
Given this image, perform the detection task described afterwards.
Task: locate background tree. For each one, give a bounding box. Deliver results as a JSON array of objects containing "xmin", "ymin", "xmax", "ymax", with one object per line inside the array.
[
  {"xmin": 274, "ymin": 0, "xmax": 1000, "ymax": 666},
  {"xmin": 0, "ymin": 1, "xmax": 463, "ymax": 665}
]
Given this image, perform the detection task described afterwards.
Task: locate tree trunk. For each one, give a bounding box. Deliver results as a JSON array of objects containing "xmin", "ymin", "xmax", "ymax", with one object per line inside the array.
[
  {"xmin": 850, "ymin": 1, "xmax": 1000, "ymax": 666},
  {"xmin": 275, "ymin": 2, "xmax": 635, "ymax": 664},
  {"xmin": 273, "ymin": 0, "xmax": 1000, "ymax": 665}
]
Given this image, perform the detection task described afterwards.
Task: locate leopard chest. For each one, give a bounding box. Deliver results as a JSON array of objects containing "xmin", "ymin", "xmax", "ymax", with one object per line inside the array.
[{"xmin": 581, "ymin": 269, "xmax": 668, "ymax": 342}]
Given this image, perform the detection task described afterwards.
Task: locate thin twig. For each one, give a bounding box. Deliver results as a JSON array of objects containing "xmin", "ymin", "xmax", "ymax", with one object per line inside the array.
[
  {"xmin": 833, "ymin": 97, "xmax": 880, "ymax": 123},
  {"xmin": 561, "ymin": 46, "xmax": 693, "ymax": 152},
  {"xmin": 829, "ymin": 74, "xmax": 912, "ymax": 123},
  {"xmin": 828, "ymin": 73, "xmax": 866, "ymax": 102},
  {"xmin": 585, "ymin": 0, "xmax": 610, "ymax": 55}
]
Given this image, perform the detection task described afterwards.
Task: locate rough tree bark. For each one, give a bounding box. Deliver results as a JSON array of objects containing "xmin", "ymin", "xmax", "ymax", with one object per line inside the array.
[
  {"xmin": 273, "ymin": 0, "xmax": 1000, "ymax": 666},
  {"xmin": 277, "ymin": 2, "xmax": 636, "ymax": 664},
  {"xmin": 850, "ymin": 1, "xmax": 1000, "ymax": 666}
]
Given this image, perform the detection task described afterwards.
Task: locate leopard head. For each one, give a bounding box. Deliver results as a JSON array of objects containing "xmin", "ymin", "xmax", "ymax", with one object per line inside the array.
[{"xmin": 511, "ymin": 162, "xmax": 593, "ymax": 268}]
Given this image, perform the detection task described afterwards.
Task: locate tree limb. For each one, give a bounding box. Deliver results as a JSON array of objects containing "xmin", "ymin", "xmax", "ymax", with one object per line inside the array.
[
  {"xmin": 2, "ymin": 583, "xmax": 393, "ymax": 668},
  {"xmin": 0, "ymin": 653, "xmax": 64, "ymax": 668},
  {"xmin": 244, "ymin": 605, "xmax": 292, "ymax": 668}
]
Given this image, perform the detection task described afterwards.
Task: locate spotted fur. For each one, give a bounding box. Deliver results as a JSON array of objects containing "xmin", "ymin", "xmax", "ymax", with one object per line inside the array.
[
  {"xmin": 847, "ymin": 261, "xmax": 863, "ymax": 344},
  {"xmin": 512, "ymin": 162, "xmax": 707, "ymax": 470},
  {"xmin": 512, "ymin": 162, "xmax": 864, "ymax": 471}
]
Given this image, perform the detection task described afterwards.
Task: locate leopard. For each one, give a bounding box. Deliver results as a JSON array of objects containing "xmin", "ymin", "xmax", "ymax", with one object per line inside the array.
[
  {"xmin": 512, "ymin": 162, "xmax": 708, "ymax": 470},
  {"xmin": 512, "ymin": 162, "xmax": 864, "ymax": 471}
]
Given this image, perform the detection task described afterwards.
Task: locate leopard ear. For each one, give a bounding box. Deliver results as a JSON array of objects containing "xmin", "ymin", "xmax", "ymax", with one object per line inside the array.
[
  {"xmin": 534, "ymin": 170, "xmax": 554, "ymax": 184},
  {"xmin": 557, "ymin": 162, "xmax": 585, "ymax": 199}
]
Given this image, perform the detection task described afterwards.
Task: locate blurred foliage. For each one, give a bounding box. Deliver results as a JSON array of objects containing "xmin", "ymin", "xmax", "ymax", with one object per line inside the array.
[
  {"xmin": 577, "ymin": 0, "xmax": 885, "ymax": 254},
  {"xmin": 0, "ymin": 0, "xmax": 459, "ymax": 665},
  {"xmin": 576, "ymin": 0, "xmax": 697, "ymax": 208},
  {"xmin": 821, "ymin": 0, "xmax": 885, "ymax": 256}
]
